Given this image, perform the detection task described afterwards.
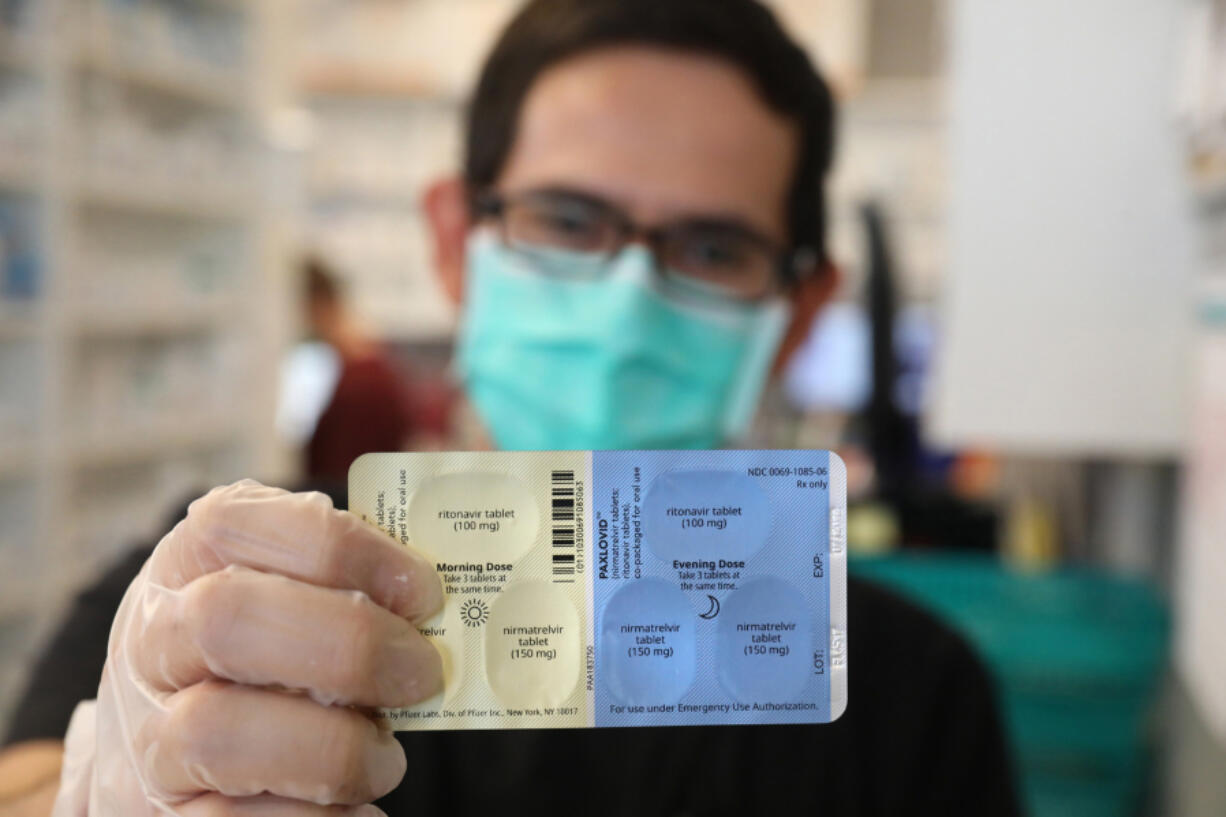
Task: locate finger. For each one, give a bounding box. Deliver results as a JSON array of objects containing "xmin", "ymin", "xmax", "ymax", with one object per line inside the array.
[
  {"xmin": 133, "ymin": 566, "xmax": 441, "ymax": 708},
  {"xmin": 149, "ymin": 481, "xmax": 443, "ymax": 622},
  {"xmin": 143, "ymin": 682, "xmax": 406, "ymax": 805},
  {"xmin": 177, "ymin": 793, "xmax": 387, "ymax": 816}
]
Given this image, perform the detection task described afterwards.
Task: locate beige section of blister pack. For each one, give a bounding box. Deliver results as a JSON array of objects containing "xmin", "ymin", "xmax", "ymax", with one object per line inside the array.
[{"xmin": 348, "ymin": 452, "xmax": 595, "ymax": 730}]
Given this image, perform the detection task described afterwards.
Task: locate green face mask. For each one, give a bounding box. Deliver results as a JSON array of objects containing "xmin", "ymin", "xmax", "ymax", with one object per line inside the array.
[{"xmin": 455, "ymin": 231, "xmax": 790, "ymax": 451}]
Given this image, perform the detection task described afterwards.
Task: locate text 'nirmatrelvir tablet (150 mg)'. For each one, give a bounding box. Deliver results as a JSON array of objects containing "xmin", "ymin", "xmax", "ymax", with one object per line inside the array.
[{"xmin": 348, "ymin": 450, "xmax": 847, "ymax": 730}]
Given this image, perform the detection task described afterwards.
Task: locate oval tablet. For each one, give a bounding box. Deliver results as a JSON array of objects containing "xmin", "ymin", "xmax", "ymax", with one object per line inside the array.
[
  {"xmin": 601, "ymin": 579, "xmax": 697, "ymax": 706},
  {"xmin": 408, "ymin": 472, "xmax": 539, "ymax": 563},
  {"xmin": 717, "ymin": 578, "xmax": 812, "ymax": 702},
  {"xmin": 642, "ymin": 470, "xmax": 771, "ymax": 564},
  {"xmin": 484, "ymin": 581, "xmax": 581, "ymax": 709}
]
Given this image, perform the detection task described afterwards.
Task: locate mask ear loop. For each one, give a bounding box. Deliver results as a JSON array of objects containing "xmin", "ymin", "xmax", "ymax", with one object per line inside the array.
[
  {"xmin": 720, "ymin": 298, "xmax": 792, "ymax": 441},
  {"xmin": 719, "ymin": 244, "xmax": 822, "ymax": 440}
]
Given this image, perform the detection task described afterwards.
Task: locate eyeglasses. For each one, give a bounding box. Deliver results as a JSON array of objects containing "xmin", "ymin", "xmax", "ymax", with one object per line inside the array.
[{"xmin": 474, "ymin": 188, "xmax": 816, "ymax": 305}]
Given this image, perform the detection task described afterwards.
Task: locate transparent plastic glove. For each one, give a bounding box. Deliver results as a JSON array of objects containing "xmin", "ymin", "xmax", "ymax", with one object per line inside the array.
[{"xmin": 52, "ymin": 480, "xmax": 444, "ymax": 816}]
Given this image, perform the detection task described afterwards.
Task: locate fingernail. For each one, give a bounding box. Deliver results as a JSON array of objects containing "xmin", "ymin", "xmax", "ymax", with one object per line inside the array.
[
  {"xmin": 354, "ymin": 805, "xmax": 389, "ymax": 817},
  {"xmin": 375, "ymin": 554, "xmax": 444, "ymax": 623},
  {"xmin": 380, "ymin": 630, "xmax": 443, "ymax": 707},
  {"xmin": 418, "ymin": 568, "xmax": 445, "ymax": 621},
  {"xmin": 366, "ymin": 732, "xmax": 407, "ymax": 800},
  {"xmin": 399, "ymin": 557, "xmax": 445, "ymax": 624}
]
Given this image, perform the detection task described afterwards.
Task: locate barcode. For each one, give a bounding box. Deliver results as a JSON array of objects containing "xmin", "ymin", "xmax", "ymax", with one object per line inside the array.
[{"xmin": 551, "ymin": 469, "xmax": 576, "ymax": 581}]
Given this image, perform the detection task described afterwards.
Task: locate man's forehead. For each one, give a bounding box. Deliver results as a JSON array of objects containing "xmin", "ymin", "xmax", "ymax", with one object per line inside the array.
[{"xmin": 497, "ymin": 46, "xmax": 797, "ymax": 236}]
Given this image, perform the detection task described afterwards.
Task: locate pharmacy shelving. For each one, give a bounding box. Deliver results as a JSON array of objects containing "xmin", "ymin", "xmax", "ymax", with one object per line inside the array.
[
  {"xmin": 289, "ymin": 0, "xmax": 519, "ymax": 342},
  {"xmin": 0, "ymin": 159, "xmax": 36, "ymax": 192},
  {"xmin": 70, "ymin": 418, "xmax": 241, "ymax": 469},
  {"xmin": 0, "ymin": 26, "xmax": 36, "ymax": 71},
  {"xmin": 0, "ymin": 300, "xmax": 38, "ymax": 337},
  {"xmin": 0, "ymin": 439, "xmax": 36, "ymax": 477},
  {"xmin": 73, "ymin": 177, "xmax": 251, "ymax": 222},
  {"xmin": 300, "ymin": 69, "xmax": 459, "ymax": 103},
  {"xmin": 74, "ymin": 40, "xmax": 243, "ymax": 109},
  {"xmin": 0, "ymin": 0, "xmax": 289, "ymax": 725},
  {"xmin": 297, "ymin": 71, "xmax": 461, "ymax": 340},
  {"xmin": 68, "ymin": 301, "xmax": 236, "ymax": 337},
  {"xmin": 306, "ymin": 182, "xmax": 424, "ymax": 210}
]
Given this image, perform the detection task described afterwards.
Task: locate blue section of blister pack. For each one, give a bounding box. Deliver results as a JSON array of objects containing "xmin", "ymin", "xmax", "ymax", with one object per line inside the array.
[{"xmin": 590, "ymin": 450, "xmax": 844, "ymax": 726}]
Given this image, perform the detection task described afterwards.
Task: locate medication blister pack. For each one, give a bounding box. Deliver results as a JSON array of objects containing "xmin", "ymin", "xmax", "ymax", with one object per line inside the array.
[{"xmin": 349, "ymin": 450, "xmax": 847, "ymax": 730}]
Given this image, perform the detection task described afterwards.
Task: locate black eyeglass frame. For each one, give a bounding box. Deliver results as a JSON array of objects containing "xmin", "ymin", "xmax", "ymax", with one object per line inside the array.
[{"xmin": 472, "ymin": 189, "xmax": 821, "ymax": 304}]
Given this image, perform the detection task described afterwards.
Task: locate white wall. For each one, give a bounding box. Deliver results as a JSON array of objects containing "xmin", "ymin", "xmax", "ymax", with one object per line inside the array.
[{"xmin": 931, "ymin": 0, "xmax": 1197, "ymax": 457}]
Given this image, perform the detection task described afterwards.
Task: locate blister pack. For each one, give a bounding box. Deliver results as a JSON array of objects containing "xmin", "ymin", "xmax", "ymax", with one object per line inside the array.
[{"xmin": 349, "ymin": 450, "xmax": 846, "ymax": 730}]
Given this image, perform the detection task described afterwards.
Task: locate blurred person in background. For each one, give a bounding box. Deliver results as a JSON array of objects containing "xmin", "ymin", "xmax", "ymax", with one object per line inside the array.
[
  {"xmin": 300, "ymin": 256, "xmax": 445, "ymax": 482},
  {"xmin": 0, "ymin": 1, "xmax": 1019, "ymax": 815}
]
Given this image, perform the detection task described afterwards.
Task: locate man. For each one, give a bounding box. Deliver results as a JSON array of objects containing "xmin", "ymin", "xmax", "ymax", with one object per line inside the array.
[{"xmin": 0, "ymin": 1, "xmax": 1020, "ymax": 814}]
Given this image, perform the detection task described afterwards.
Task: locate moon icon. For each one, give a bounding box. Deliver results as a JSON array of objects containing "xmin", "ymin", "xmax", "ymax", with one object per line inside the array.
[{"xmin": 699, "ymin": 594, "xmax": 720, "ymax": 619}]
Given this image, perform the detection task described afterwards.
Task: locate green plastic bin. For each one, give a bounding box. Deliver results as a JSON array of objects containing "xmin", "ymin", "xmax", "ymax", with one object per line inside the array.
[{"xmin": 851, "ymin": 553, "xmax": 1169, "ymax": 817}]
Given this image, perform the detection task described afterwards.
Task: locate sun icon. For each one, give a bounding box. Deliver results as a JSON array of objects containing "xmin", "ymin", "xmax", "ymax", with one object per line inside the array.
[{"xmin": 460, "ymin": 598, "xmax": 490, "ymax": 628}]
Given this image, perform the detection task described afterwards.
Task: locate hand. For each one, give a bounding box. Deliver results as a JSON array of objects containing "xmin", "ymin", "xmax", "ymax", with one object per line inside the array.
[{"xmin": 53, "ymin": 481, "xmax": 444, "ymax": 816}]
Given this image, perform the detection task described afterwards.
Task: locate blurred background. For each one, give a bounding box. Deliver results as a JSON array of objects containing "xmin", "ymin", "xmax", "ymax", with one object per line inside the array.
[{"xmin": 0, "ymin": 0, "xmax": 1224, "ymax": 815}]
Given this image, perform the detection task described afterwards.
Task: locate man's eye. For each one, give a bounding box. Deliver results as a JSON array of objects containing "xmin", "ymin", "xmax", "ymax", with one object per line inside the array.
[
  {"xmin": 678, "ymin": 237, "xmax": 749, "ymax": 272},
  {"xmin": 540, "ymin": 210, "xmax": 597, "ymax": 236},
  {"xmin": 517, "ymin": 204, "xmax": 609, "ymax": 251}
]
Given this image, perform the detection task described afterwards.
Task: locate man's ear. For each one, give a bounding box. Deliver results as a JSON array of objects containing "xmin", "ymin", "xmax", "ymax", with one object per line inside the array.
[
  {"xmin": 772, "ymin": 260, "xmax": 841, "ymax": 375},
  {"xmin": 422, "ymin": 176, "xmax": 472, "ymax": 306}
]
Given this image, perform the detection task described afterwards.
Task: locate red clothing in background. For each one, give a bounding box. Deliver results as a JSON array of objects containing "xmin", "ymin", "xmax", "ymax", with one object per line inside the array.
[{"xmin": 306, "ymin": 353, "xmax": 413, "ymax": 481}]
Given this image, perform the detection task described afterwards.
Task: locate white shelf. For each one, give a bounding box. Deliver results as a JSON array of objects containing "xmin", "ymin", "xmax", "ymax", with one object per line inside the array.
[
  {"xmin": 76, "ymin": 42, "xmax": 245, "ymax": 109},
  {"xmin": 0, "ymin": 302, "xmax": 40, "ymax": 339},
  {"xmin": 0, "ymin": 27, "xmax": 37, "ymax": 72},
  {"xmin": 300, "ymin": 65, "xmax": 458, "ymax": 103},
  {"xmin": 0, "ymin": 438, "xmax": 36, "ymax": 477},
  {"xmin": 70, "ymin": 418, "xmax": 240, "ymax": 469},
  {"xmin": 73, "ymin": 174, "xmax": 250, "ymax": 221},
  {"xmin": 307, "ymin": 182, "xmax": 423, "ymax": 209},
  {"xmin": 0, "ymin": 153, "xmax": 38, "ymax": 193},
  {"xmin": 68, "ymin": 302, "xmax": 235, "ymax": 337},
  {"xmin": 194, "ymin": 0, "xmax": 245, "ymax": 11}
]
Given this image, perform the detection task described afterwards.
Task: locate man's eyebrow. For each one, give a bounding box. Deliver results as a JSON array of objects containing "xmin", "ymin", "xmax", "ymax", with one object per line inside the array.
[
  {"xmin": 658, "ymin": 216, "xmax": 783, "ymax": 253},
  {"xmin": 507, "ymin": 185, "xmax": 780, "ymax": 245},
  {"xmin": 512, "ymin": 185, "xmax": 614, "ymax": 209},
  {"xmin": 666, "ymin": 216, "xmax": 771, "ymax": 238}
]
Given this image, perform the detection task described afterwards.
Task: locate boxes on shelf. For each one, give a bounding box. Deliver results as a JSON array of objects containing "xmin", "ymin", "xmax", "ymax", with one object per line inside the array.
[
  {"xmin": 75, "ymin": 72, "xmax": 250, "ymax": 201},
  {"xmin": 74, "ymin": 209, "xmax": 244, "ymax": 310},
  {"xmin": 0, "ymin": 194, "xmax": 39, "ymax": 300},
  {"xmin": 74, "ymin": 0, "xmax": 247, "ymax": 81}
]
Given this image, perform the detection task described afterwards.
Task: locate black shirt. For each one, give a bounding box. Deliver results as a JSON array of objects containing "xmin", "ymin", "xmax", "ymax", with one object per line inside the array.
[{"xmin": 5, "ymin": 487, "xmax": 1020, "ymax": 816}]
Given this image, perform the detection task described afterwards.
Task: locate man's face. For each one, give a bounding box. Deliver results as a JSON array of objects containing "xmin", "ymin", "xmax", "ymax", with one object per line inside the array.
[
  {"xmin": 427, "ymin": 47, "xmax": 809, "ymax": 300},
  {"xmin": 425, "ymin": 45, "xmax": 835, "ymax": 376},
  {"xmin": 497, "ymin": 46, "xmax": 798, "ymax": 249}
]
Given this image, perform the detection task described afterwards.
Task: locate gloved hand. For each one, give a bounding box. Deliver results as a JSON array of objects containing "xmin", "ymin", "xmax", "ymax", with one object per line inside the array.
[{"xmin": 52, "ymin": 480, "xmax": 444, "ymax": 816}]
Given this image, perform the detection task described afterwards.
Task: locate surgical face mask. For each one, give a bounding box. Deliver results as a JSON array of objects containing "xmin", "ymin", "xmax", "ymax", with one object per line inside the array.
[{"xmin": 455, "ymin": 231, "xmax": 790, "ymax": 451}]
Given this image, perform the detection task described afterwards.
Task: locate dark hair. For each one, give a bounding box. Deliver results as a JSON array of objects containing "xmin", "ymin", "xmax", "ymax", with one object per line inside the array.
[
  {"xmin": 464, "ymin": 0, "xmax": 837, "ymax": 272},
  {"xmin": 304, "ymin": 255, "xmax": 343, "ymax": 304}
]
